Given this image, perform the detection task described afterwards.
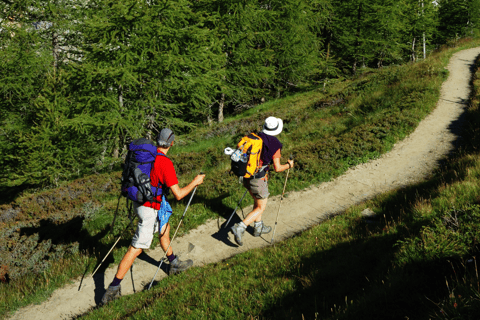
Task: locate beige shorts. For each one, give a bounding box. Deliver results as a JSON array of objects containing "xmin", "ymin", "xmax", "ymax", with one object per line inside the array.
[
  {"xmin": 243, "ymin": 176, "xmax": 269, "ymax": 199},
  {"xmin": 131, "ymin": 203, "xmax": 160, "ymax": 249}
]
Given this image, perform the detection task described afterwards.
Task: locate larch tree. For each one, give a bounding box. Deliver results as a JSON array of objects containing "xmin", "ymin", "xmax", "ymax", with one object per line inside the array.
[
  {"xmin": 0, "ymin": 0, "xmax": 87, "ymax": 185},
  {"xmin": 69, "ymin": 0, "xmax": 224, "ymax": 162}
]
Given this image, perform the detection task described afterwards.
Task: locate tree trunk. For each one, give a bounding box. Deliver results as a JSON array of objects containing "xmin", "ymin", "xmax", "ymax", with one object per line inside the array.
[
  {"xmin": 218, "ymin": 93, "xmax": 225, "ymax": 123},
  {"xmin": 377, "ymin": 53, "xmax": 383, "ymax": 68},
  {"xmin": 423, "ymin": 32, "xmax": 426, "ymax": 59},
  {"xmin": 411, "ymin": 37, "xmax": 416, "ymax": 62},
  {"xmin": 118, "ymin": 86, "xmax": 124, "ymax": 109},
  {"xmin": 323, "ymin": 41, "xmax": 330, "ymax": 92},
  {"xmin": 353, "ymin": 3, "xmax": 362, "ymax": 75},
  {"xmin": 112, "ymin": 137, "xmax": 119, "ymax": 159},
  {"xmin": 207, "ymin": 103, "xmax": 213, "ymax": 126},
  {"xmin": 52, "ymin": 31, "xmax": 58, "ymax": 73},
  {"xmin": 113, "ymin": 86, "xmax": 124, "ymax": 159},
  {"xmin": 422, "ymin": 0, "xmax": 426, "ymax": 59}
]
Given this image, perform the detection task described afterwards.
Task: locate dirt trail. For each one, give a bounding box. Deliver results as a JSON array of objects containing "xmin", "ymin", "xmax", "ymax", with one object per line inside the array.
[{"xmin": 8, "ymin": 47, "xmax": 480, "ymax": 320}]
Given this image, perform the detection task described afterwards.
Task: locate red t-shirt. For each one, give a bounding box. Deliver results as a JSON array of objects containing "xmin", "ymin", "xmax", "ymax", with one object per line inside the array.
[{"xmin": 143, "ymin": 151, "xmax": 178, "ymax": 210}]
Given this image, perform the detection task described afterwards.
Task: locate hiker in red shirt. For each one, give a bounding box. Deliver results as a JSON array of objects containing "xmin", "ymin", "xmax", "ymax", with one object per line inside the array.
[
  {"xmin": 231, "ymin": 117, "xmax": 293, "ymax": 245},
  {"xmin": 102, "ymin": 128, "xmax": 205, "ymax": 305}
]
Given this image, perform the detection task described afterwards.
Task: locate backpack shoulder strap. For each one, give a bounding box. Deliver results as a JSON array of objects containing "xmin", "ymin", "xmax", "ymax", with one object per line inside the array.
[
  {"xmin": 247, "ymin": 132, "xmax": 261, "ymax": 140},
  {"xmin": 152, "ymin": 152, "xmax": 170, "ymax": 192},
  {"xmin": 156, "ymin": 152, "xmax": 169, "ymax": 160}
]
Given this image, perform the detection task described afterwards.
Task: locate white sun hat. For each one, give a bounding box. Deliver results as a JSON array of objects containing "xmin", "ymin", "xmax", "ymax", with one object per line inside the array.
[{"xmin": 262, "ymin": 116, "xmax": 283, "ymax": 136}]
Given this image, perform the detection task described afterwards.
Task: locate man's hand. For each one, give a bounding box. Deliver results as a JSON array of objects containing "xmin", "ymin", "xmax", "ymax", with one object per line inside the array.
[
  {"xmin": 193, "ymin": 173, "xmax": 205, "ymax": 186},
  {"xmin": 171, "ymin": 173, "xmax": 205, "ymax": 201}
]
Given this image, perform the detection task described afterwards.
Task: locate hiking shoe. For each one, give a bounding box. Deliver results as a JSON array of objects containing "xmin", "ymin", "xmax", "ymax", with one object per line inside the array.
[
  {"xmin": 101, "ymin": 284, "xmax": 121, "ymax": 305},
  {"xmin": 253, "ymin": 221, "xmax": 272, "ymax": 237},
  {"xmin": 231, "ymin": 222, "xmax": 246, "ymax": 246},
  {"xmin": 169, "ymin": 257, "xmax": 193, "ymax": 275}
]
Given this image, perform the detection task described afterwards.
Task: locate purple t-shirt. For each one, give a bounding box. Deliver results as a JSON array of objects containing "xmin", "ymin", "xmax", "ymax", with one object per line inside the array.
[{"xmin": 257, "ymin": 132, "xmax": 282, "ymax": 169}]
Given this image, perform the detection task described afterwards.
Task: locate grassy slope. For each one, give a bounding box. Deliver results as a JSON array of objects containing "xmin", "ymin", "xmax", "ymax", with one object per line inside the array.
[
  {"xmin": 2, "ymin": 38, "xmax": 480, "ymax": 319},
  {"xmin": 80, "ymin": 43, "xmax": 480, "ymax": 319}
]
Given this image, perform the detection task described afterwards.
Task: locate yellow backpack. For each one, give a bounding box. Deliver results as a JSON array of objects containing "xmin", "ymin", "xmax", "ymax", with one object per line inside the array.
[{"xmin": 230, "ymin": 133, "xmax": 264, "ymax": 178}]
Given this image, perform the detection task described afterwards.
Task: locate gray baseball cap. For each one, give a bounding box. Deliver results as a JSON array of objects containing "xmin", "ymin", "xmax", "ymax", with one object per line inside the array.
[{"xmin": 157, "ymin": 128, "xmax": 175, "ymax": 146}]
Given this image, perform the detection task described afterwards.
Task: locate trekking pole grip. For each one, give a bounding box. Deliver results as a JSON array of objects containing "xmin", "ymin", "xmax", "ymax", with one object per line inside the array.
[{"xmin": 288, "ymin": 154, "xmax": 294, "ymax": 170}]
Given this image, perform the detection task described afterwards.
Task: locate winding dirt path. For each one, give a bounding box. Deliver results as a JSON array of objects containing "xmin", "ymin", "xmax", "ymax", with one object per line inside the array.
[{"xmin": 8, "ymin": 47, "xmax": 480, "ymax": 320}]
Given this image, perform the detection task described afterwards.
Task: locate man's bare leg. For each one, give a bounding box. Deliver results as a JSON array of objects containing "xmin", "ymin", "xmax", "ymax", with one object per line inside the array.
[
  {"xmin": 159, "ymin": 222, "xmax": 193, "ymax": 274},
  {"xmin": 159, "ymin": 223, "xmax": 173, "ymax": 256},
  {"xmin": 115, "ymin": 246, "xmax": 143, "ymax": 280},
  {"xmin": 102, "ymin": 245, "xmax": 142, "ymax": 304}
]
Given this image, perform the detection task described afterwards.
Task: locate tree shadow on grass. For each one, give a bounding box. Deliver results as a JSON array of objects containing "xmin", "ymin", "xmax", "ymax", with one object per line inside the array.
[
  {"xmin": 20, "ymin": 217, "xmax": 107, "ymax": 249},
  {"xmin": 18, "ymin": 216, "xmax": 135, "ymax": 305},
  {"xmin": 0, "ymin": 183, "xmax": 39, "ymax": 205},
  {"xmin": 235, "ymin": 58, "xmax": 480, "ymax": 318},
  {"xmin": 259, "ymin": 71, "xmax": 480, "ymax": 316},
  {"xmin": 260, "ymin": 233, "xmax": 458, "ymax": 319},
  {"xmin": 259, "ymin": 158, "xmax": 480, "ymax": 319}
]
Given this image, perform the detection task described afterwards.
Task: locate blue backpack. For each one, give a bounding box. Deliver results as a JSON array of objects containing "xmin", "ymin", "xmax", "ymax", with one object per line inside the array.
[{"xmin": 121, "ymin": 138, "xmax": 165, "ymax": 203}]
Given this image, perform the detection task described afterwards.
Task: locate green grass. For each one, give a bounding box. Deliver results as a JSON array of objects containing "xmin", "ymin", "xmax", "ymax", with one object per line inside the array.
[
  {"xmin": 77, "ymin": 48, "xmax": 480, "ymax": 319},
  {"xmin": 2, "ymin": 38, "xmax": 480, "ymax": 319}
]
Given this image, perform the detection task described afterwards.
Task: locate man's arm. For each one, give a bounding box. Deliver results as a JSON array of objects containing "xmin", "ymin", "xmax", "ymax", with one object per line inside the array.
[{"xmin": 169, "ymin": 174, "xmax": 205, "ymax": 201}]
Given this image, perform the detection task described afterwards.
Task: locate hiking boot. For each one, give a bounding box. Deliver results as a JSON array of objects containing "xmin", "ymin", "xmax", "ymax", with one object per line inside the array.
[
  {"xmin": 253, "ymin": 221, "xmax": 272, "ymax": 237},
  {"xmin": 101, "ymin": 284, "xmax": 121, "ymax": 305},
  {"xmin": 231, "ymin": 222, "xmax": 246, "ymax": 246},
  {"xmin": 169, "ymin": 257, "xmax": 193, "ymax": 275}
]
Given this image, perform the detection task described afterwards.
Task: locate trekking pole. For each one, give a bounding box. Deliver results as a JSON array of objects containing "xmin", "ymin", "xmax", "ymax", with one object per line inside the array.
[
  {"xmin": 148, "ymin": 184, "xmax": 198, "ymax": 290},
  {"xmin": 109, "ymin": 193, "xmax": 123, "ymax": 231},
  {"xmin": 271, "ymin": 155, "xmax": 293, "ymax": 245},
  {"xmin": 92, "ymin": 215, "xmax": 134, "ymax": 277},
  {"xmin": 224, "ymin": 189, "xmax": 248, "ymax": 228}
]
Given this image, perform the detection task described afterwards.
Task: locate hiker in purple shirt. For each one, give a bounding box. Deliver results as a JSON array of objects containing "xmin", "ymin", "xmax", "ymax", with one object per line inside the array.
[{"xmin": 231, "ymin": 117, "xmax": 294, "ymax": 245}]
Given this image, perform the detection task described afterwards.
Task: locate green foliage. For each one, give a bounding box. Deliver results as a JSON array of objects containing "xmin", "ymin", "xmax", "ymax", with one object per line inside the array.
[
  {"xmin": 69, "ymin": 0, "xmax": 225, "ymax": 150},
  {"xmin": 330, "ymin": 0, "xmax": 440, "ymax": 71},
  {"xmin": 0, "ymin": 23, "xmax": 44, "ymax": 126},
  {"xmin": 198, "ymin": 0, "xmax": 332, "ymax": 117},
  {"xmin": 2, "ymin": 0, "xmax": 480, "ymax": 188},
  {"xmin": 0, "ymin": 0, "xmax": 100, "ymax": 186},
  {"xmin": 395, "ymin": 205, "xmax": 480, "ymax": 264},
  {"xmin": 437, "ymin": 0, "xmax": 471, "ymax": 43}
]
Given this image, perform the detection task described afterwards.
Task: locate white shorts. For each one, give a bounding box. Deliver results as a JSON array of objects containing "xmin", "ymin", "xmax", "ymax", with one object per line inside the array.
[{"xmin": 131, "ymin": 203, "xmax": 160, "ymax": 249}]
